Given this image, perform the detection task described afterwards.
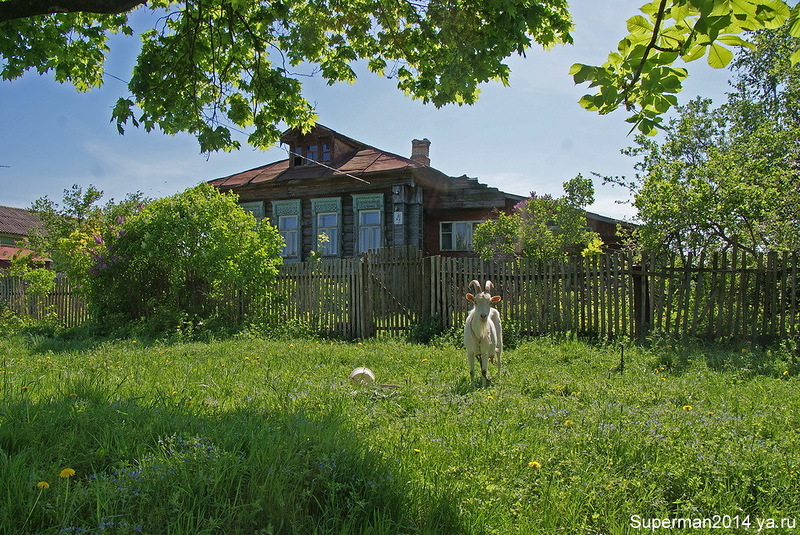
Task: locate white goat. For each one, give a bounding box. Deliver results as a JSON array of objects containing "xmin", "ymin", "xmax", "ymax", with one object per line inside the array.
[{"xmin": 464, "ymin": 280, "xmax": 503, "ymax": 385}]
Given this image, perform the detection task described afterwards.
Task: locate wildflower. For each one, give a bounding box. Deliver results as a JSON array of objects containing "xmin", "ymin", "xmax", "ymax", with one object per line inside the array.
[
  {"xmin": 36, "ymin": 481, "xmax": 50, "ymax": 489},
  {"xmin": 682, "ymin": 405, "xmax": 693, "ymax": 411},
  {"xmin": 528, "ymin": 461, "xmax": 542, "ymax": 469},
  {"xmin": 487, "ymin": 395, "xmax": 494, "ymax": 400},
  {"xmin": 784, "ymin": 370, "xmax": 790, "ymax": 376},
  {"xmin": 564, "ymin": 419, "xmax": 574, "ymax": 426},
  {"xmin": 21, "ymin": 386, "xmax": 29, "ymax": 392},
  {"xmin": 60, "ymin": 468, "xmax": 76, "ymax": 479},
  {"xmin": 413, "ymin": 449, "xmax": 421, "ymax": 454}
]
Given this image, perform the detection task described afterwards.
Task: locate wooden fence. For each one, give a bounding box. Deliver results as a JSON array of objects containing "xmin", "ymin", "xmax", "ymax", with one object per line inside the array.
[
  {"xmin": 2, "ymin": 248, "xmax": 798, "ymax": 341},
  {"xmin": 0, "ymin": 273, "xmax": 88, "ymax": 326}
]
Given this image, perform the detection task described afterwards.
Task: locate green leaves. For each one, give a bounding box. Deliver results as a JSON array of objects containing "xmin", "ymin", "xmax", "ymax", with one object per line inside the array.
[
  {"xmin": 2, "ymin": 0, "xmax": 573, "ymax": 152},
  {"xmin": 573, "ymin": 0, "xmax": 793, "ymax": 135}
]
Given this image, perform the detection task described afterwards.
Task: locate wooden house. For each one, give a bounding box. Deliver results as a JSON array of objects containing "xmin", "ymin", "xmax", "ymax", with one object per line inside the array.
[
  {"xmin": 208, "ymin": 124, "xmax": 627, "ymax": 261},
  {"xmin": 0, "ymin": 205, "xmax": 50, "ymax": 269}
]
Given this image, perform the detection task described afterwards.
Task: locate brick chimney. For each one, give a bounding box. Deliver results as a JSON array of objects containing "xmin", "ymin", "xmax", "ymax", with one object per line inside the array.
[{"xmin": 410, "ymin": 138, "xmax": 431, "ymax": 166}]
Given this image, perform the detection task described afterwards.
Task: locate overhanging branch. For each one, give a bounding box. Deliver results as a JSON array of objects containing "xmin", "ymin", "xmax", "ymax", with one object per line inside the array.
[{"xmin": 0, "ymin": 0, "xmax": 146, "ymax": 23}]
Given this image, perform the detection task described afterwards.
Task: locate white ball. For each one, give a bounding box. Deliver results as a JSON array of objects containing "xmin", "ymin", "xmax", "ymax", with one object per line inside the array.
[{"xmin": 349, "ymin": 367, "xmax": 375, "ymax": 384}]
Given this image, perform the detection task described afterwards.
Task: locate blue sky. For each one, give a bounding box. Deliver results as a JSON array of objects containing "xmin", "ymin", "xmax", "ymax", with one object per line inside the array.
[{"xmin": 0, "ymin": 1, "xmax": 732, "ymax": 220}]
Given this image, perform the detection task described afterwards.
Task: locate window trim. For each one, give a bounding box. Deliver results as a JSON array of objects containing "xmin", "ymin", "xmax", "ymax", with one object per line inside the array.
[
  {"xmin": 239, "ymin": 201, "xmax": 265, "ymax": 220},
  {"xmin": 352, "ymin": 193, "xmax": 384, "ymax": 254},
  {"xmin": 311, "ymin": 197, "xmax": 342, "ymax": 257},
  {"xmin": 271, "ymin": 200, "xmax": 302, "ymax": 261}
]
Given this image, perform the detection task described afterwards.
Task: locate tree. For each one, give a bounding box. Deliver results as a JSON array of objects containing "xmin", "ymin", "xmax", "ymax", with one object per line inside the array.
[
  {"xmin": 86, "ymin": 183, "xmax": 284, "ymax": 331},
  {"xmin": 26, "ymin": 183, "xmax": 284, "ymax": 333},
  {"xmin": 608, "ymin": 24, "xmax": 800, "ymax": 255},
  {"xmin": 27, "ymin": 184, "xmax": 147, "ymax": 292},
  {"xmin": 2, "ymin": 0, "xmax": 797, "ymax": 150},
  {"xmin": 1, "ymin": 0, "xmax": 572, "ymax": 152},
  {"xmin": 571, "ymin": 0, "xmax": 799, "ymax": 135},
  {"xmin": 473, "ymin": 175, "xmax": 602, "ymax": 260}
]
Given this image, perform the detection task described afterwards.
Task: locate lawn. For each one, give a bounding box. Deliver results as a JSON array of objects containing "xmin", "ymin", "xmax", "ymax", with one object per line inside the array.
[{"xmin": 1, "ymin": 333, "xmax": 799, "ymax": 534}]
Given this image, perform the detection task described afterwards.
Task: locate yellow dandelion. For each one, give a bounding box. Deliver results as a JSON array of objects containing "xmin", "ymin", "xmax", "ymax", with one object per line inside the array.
[
  {"xmin": 21, "ymin": 386, "xmax": 29, "ymax": 392},
  {"xmin": 413, "ymin": 449, "xmax": 421, "ymax": 454},
  {"xmin": 564, "ymin": 419, "xmax": 574, "ymax": 426},
  {"xmin": 487, "ymin": 395, "xmax": 494, "ymax": 400},
  {"xmin": 59, "ymin": 468, "xmax": 75, "ymax": 479},
  {"xmin": 36, "ymin": 481, "xmax": 50, "ymax": 489},
  {"xmin": 784, "ymin": 370, "xmax": 790, "ymax": 376},
  {"xmin": 682, "ymin": 405, "xmax": 693, "ymax": 411},
  {"xmin": 528, "ymin": 461, "xmax": 542, "ymax": 469}
]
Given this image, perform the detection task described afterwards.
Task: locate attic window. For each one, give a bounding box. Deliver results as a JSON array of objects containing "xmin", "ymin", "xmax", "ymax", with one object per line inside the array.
[{"xmin": 291, "ymin": 138, "xmax": 333, "ymax": 167}]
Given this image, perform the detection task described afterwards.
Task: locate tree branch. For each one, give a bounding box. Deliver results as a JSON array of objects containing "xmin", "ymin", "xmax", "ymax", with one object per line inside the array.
[
  {"xmin": 0, "ymin": 0, "xmax": 146, "ymax": 23},
  {"xmin": 621, "ymin": 0, "xmax": 669, "ymax": 109}
]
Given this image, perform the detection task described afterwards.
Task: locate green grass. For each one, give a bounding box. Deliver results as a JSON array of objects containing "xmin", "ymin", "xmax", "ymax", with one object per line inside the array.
[{"xmin": 1, "ymin": 333, "xmax": 799, "ymax": 534}]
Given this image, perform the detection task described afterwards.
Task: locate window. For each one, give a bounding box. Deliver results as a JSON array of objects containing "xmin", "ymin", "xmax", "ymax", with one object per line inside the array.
[
  {"xmin": 291, "ymin": 140, "xmax": 331, "ymax": 166},
  {"xmin": 358, "ymin": 210, "xmax": 381, "ymax": 252},
  {"xmin": 311, "ymin": 197, "xmax": 341, "ymax": 257},
  {"xmin": 353, "ymin": 193, "xmax": 384, "ymax": 254},
  {"xmin": 271, "ymin": 200, "xmax": 301, "ymax": 260},
  {"xmin": 317, "ymin": 212, "xmax": 339, "ymax": 256},
  {"xmin": 292, "ymin": 146, "xmax": 304, "ymax": 166},
  {"xmin": 440, "ymin": 221, "xmax": 480, "ymax": 251},
  {"xmin": 278, "ymin": 215, "xmax": 299, "ymax": 258}
]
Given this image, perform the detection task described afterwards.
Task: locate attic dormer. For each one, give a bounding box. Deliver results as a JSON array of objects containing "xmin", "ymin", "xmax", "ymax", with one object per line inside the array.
[
  {"xmin": 282, "ymin": 124, "xmax": 366, "ymax": 168},
  {"xmin": 288, "ymin": 136, "xmax": 332, "ymax": 168}
]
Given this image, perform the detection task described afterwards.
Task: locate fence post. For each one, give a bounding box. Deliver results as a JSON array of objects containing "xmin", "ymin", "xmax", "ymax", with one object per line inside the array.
[
  {"xmin": 358, "ymin": 255, "xmax": 376, "ymax": 338},
  {"xmin": 631, "ymin": 261, "xmax": 651, "ymax": 340}
]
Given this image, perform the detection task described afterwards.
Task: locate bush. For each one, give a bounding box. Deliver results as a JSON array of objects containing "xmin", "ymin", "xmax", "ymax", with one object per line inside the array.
[{"xmin": 86, "ymin": 184, "xmax": 284, "ymax": 334}]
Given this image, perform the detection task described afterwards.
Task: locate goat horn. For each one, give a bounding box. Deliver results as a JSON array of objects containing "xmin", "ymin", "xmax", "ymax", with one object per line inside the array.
[
  {"xmin": 469, "ymin": 280, "xmax": 481, "ymax": 293},
  {"xmin": 484, "ymin": 280, "xmax": 494, "ymax": 293}
]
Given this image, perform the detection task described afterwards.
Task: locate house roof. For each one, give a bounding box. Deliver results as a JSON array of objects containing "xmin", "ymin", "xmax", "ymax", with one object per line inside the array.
[
  {"xmin": 0, "ymin": 205, "xmax": 43, "ymax": 237},
  {"xmin": 209, "ymin": 125, "xmax": 431, "ymax": 190}
]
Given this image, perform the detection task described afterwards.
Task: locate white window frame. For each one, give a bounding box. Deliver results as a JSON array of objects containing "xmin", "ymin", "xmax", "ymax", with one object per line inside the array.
[
  {"xmin": 358, "ymin": 210, "xmax": 382, "ymax": 253},
  {"xmin": 440, "ymin": 220, "xmax": 480, "ymax": 251},
  {"xmin": 311, "ymin": 197, "xmax": 342, "ymax": 257},
  {"xmin": 352, "ymin": 193, "xmax": 384, "ymax": 254},
  {"xmin": 271, "ymin": 200, "xmax": 302, "ymax": 261},
  {"xmin": 277, "ymin": 214, "xmax": 299, "ymax": 259}
]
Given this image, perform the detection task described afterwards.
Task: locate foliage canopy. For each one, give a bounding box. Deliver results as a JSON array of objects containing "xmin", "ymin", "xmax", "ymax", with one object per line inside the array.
[
  {"xmin": 472, "ymin": 175, "xmax": 603, "ymax": 260},
  {"xmin": 0, "ymin": 0, "xmax": 572, "ymax": 151},
  {"xmin": 3, "ymin": 0, "xmax": 799, "ymax": 148},
  {"xmin": 607, "ymin": 25, "xmax": 800, "ymax": 255}
]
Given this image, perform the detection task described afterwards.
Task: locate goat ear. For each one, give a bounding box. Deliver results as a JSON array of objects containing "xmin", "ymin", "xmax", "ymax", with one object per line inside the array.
[
  {"xmin": 491, "ymin": 295, "xmax": 502, "ymax": 303},
  {"xmin": 466, "ymin": 293, "xmax": 475, "ymax": 302}
]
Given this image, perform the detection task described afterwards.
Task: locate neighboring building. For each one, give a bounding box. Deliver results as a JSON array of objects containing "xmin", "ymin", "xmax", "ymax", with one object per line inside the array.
[
  {"xmin": 209, "ymin": 124, "xmax": 628, "ymax": 261},
  {"xmin": 0, "ymin": 205, "xmax": 49, "ymax": 269}
]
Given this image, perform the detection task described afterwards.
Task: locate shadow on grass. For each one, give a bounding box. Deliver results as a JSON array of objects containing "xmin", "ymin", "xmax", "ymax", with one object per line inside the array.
[{"xmin": 0, "ymin": 382, "xmax": 469, "ymax": 535}]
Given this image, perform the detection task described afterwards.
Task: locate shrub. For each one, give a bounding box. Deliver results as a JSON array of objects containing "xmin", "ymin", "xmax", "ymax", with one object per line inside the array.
[{"xmin": 86, "ymin": 184, "xmax": 284, "ymax": 334}]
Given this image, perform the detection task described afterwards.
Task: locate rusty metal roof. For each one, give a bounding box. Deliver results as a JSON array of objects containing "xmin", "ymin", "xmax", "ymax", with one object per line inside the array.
[
  {"xmin": 0, "ymin": 205, "xmax": 43, "ymax": 237},
  {"xmin": 209, "ymin": 128, "xmax": 426, "ymax": 190}
]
